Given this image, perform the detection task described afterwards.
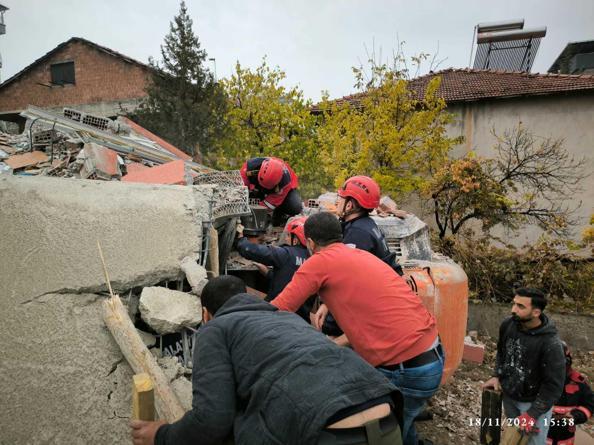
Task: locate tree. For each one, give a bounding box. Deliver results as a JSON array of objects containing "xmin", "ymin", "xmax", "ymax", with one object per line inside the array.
[
  {"xmin": 132, "ymin": 1, "xmax": 226, "ymax": 160},
  {"xmin": 427, "ymin": 125, "xmax": 587, "ymax": 239},
  {"xmin": 316, "ymin": 57, "xmax": 461, "ymax": 198},
  {"xmin": 212, "ymin": 59, "xmax": 323, "ymax": 197}
]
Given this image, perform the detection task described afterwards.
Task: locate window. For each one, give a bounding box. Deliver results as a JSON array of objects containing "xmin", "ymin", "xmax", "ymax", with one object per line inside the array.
[{"xmin": 50, "ymin": 61, "xmax": 75, "ymax": 85}]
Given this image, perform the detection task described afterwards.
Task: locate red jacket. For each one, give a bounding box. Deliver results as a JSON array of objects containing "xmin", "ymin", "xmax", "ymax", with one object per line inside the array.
[
  {"xmin": 271, "ymin": 243, "xmax": 438, "ymax": 367},
  {"xmin": 239, "ymin": 157, "xmax": 298, "ymax": 209}
]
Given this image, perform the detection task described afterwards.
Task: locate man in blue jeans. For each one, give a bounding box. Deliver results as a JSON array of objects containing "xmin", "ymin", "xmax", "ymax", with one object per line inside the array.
[{"xmin": 273, "ymin": 212, "xmax": 444, "ymax": 445}]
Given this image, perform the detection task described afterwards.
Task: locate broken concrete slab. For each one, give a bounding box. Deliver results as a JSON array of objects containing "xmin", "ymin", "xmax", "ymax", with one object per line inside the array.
[
  {"xmin": 171, "ymin": 377, "xmax": 193, "ymax": 411},
  {"xmin": 157, "ymin": 356, "xmax": 184, "ymax": 382},
  {"xmin": 180, "ymin": 256, "xmax": 208, "ymax": 295},
  {"xmin": 137, "ymin": 329, "xmax": 157, "ymax": 348},
  {"xmin": 80, "ymin": 142, "xmax": 121, "ymax": 180},
  {"xmin": 0, "ymin": 175, "xmax": 216, "ymax": 301},
  {"xmin": 4, "ymin": 150, "xmax": 49, "ymax": 170},
  {"xmin": 139, "ymin": 287, "xmax": 202, "ymax": 334},
  {"xmin": 0, "ymin": 293, "xmax": 133, "ymax": 444}
]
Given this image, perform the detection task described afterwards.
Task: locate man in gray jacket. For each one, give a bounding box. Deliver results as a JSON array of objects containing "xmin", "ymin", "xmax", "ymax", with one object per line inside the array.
[{"xmin": 131, "ymin": 275, "xmax": 403, "ymax": 445}]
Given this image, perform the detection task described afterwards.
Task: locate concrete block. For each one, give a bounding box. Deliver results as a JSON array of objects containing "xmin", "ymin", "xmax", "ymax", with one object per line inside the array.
[
  {"xmin": 122, "ymin": 159, "xmax": 189, "ymax": 185},
  {"xmin": 139, "ymin": 287, "xmax": 202, "ymax": 334},
  {"xmin": 171, "ymin": 377, "xmax": 193, "ymax": 411},
  {"xmin": 0, "ymin": 175, "xmax": 212, "ymax": 300},
  {"xmin": 463, "ymin": 335, "xmax": 485, "ymax": 364},
  {"xmin": 80, "ymin": 142, "xmax": 121, "ymax": 180},
  {"xmin": 180, "ymin": 256, "xmax": 208, "ymax": 295}
]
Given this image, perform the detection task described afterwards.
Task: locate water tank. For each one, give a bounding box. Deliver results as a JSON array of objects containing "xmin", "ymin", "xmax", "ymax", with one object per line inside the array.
[{"xmin": 373, "ymin": 215, "xmax": 468, "ymax": 382}]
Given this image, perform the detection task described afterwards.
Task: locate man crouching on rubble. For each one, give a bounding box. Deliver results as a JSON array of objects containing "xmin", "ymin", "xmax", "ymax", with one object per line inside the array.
[
  {"xmin": 483, "ymin": 288, "xmax": 565, "ymax": 445},
  {"xmin": 131, "ymin": 275, "xmax": 404, "ymax": 445}
]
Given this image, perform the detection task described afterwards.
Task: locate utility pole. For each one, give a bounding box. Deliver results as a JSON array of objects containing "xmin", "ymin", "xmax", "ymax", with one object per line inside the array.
[
  {"xmin": 0, "ymin": 4, "xmax": 8, "ymax": 82},
  {"xmin": 208, "ymin": 57, "xmax": 217, "ymax": 81}
]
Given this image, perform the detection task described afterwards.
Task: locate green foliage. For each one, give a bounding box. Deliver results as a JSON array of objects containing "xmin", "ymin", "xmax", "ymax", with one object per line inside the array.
[
  {"xmin": 437, "ymin": 232, "xmax": 593, "ymax": 313},
  {"xmin": 211, "ymin": 59, "xmax": 325, "ymax": 197},
  {"xmin": 316, "ymin": 61, "xmax": 461, "ymax": 199},
  {"xmin": 132, "ymin": 1, "xmax": 226, "ymax": 160}
]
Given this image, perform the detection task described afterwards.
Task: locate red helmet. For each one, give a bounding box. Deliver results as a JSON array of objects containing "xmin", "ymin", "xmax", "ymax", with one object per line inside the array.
[
  {"xmin": 258, "ymin": 158, "xmax": 284, "ymax": 189},
  {"xmin": 337, "ymin": 175, "xmax": 380, "ymax": 210},
  {"xmin": 285, "ymin": 216, "xmax": 307, "ymax": 246}
]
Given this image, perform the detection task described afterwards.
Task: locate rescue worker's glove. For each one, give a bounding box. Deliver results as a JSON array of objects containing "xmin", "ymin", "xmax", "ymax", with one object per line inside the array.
[{"xmin": 517, "ymin": 412, "xmax": 539, "ymax": 434}]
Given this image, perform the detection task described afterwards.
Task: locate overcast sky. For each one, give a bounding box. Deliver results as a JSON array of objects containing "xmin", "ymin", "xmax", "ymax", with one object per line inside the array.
[{"xmin": 1, "ymin": 0, "xmax": 592, "ymax": 102}]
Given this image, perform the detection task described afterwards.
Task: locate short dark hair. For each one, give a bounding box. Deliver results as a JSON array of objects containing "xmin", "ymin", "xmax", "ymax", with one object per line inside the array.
[
  {"xmin": 200, "ymin": 275, "xmax": 247, "ymax": 315},
  {"xmin": 304, "ymin": 212, "xmax": 343, "ymax": 246},
  {"xmin": 515, "ymin": 287, "xmax": 547, "ymax": 311}
]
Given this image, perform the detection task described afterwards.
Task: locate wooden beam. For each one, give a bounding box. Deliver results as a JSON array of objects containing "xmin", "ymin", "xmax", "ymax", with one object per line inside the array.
[
  {"xmin": 480, "ymin": 389, "xmax": 502, "ymax": 444},
  {"xmin": 102, "ymin": 294, "xmax": 185, "ymax": 422},
  {"xmin": 206, "ymin": 226, "xmax": 219, "ymax": 277},
  {"xmin": 133, "ymin": 373, "xmax": 155, "ymax": 421}
]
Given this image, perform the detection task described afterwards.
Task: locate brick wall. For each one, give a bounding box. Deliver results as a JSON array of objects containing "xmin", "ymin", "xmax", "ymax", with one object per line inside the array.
[{"xmin": 0, "ymin": 41, "xmax": 151, "ymax": 113}]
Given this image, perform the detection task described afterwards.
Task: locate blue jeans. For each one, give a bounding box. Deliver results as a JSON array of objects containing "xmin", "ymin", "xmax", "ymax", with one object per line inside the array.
[
  {"xmin": 502, "ymin": 395, "xmax": 553, "ymax": 445},
  {"xmin": 377, "ymin": 346, "xmax": 444, "ymax": 445}
]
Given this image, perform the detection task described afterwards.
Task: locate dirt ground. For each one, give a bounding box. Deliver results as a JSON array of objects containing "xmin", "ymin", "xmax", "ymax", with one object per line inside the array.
[{"xmin": 416, "ymin": 335, "xmax": 594, "ymax": 445}]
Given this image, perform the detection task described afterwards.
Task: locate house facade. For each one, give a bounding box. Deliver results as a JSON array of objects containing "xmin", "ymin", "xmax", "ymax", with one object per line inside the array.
[
  {"xmin": 0, "ymin": 37, "xmax": 152, "ymax": 127},
  {"xmin": 322, "ymin": 68, "xmax": 594, "ymax": 245}
]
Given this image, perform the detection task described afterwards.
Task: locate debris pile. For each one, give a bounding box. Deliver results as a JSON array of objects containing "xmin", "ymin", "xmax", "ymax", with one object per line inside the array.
[{"xmin": 0, "ymin": 105, "xmax": 212, "ymax": 183}]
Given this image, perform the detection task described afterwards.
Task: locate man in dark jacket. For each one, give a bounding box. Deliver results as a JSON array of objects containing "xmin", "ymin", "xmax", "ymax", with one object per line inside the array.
[
  {"xmin": 547, "ymin": 342, "xmax": 594, "ymax": 445},
  {"xmin": 131, "ymin": 275, "xmax": 403, "ymax": 445},
  {"xmin": 483, "ymin": 288, "xmax": 565, "ymax": 445}
]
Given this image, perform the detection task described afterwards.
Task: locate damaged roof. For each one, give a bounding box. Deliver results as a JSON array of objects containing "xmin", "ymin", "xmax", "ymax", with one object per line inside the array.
[
  {"xmin": 314, "ymin": 68, "xmax": 594, "ymax": 111},
  {"xmin": 0, "ymin": 37, "xmax": 154, "ymax": 91}
]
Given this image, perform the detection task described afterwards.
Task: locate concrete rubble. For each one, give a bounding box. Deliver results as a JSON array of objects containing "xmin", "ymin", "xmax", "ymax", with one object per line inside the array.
[
  {"xmin": 0, "ymin": 148, "xmax": 249, "ymax": 443},
  {"xmin": 139, "ymin": 287, "xmax": 202, "ymax": 334},
  {"xmin": 180, "ymin": 256, "xmax": 209, "ymax": 295}
]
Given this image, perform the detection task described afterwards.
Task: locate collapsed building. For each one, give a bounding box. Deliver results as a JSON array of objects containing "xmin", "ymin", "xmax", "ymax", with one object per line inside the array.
[{"xmin": 0, "ymin": 106, "xmax": 469, "ymax": 443}]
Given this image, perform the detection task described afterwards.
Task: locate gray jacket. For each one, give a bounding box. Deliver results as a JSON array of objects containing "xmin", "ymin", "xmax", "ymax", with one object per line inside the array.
[{"xmin": 156, "ymin": 293, "xmax": 401, "ymax": 445}]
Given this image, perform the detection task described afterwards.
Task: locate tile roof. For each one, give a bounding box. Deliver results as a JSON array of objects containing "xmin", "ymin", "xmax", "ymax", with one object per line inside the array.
[
  {"xmin": 315, "ymin": 68, "xmax": 594, "ymax": 111},
  {"xmin": 0, "ymin": 37, "xmax": 153, "ymax": 91}
]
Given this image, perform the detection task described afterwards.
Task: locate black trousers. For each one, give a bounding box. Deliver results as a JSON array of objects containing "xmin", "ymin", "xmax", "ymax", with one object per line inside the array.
[{"xmin": 272, "ymin": 188, "xmax": 303, "ymax": 225}]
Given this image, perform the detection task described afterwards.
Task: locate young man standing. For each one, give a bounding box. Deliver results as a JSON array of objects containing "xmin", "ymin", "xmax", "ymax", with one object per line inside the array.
[
  {"xmin": 271, "ymin": 212, "xmax": 443, "ymax": 445},
  {"xmin": 131, "ymin": 275, "xmax": 403, "ymax": 445},
  {"xmin": 483, "ymin": 288, "xmax": 566, "ymax": 445}
]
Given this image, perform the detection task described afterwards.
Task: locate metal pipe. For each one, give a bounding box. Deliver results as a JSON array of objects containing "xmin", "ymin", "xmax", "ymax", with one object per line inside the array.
[{"xmin": 477, "ymin": 27, "xmax": 547, "ymax": 44}]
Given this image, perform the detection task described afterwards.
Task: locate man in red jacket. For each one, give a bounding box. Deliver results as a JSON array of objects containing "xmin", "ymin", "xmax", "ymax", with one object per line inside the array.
[
  {"xmin": 271, "ymin": 212, "xmax": 444, "ymax": 445},
  {"xmin": 240, "ymin": 157, "xmax": 302, "ymax": 224}
]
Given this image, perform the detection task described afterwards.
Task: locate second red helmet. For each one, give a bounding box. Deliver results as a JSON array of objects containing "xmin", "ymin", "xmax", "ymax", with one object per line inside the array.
[
  {"xmin": 285, "ymin": 216, "xmax": 307, "ymax": 246},
  {"xmin": 258, "ymin": 158, "xmax": 285, "ymax": 189},
  {"xmin": 337, "ymin": 175, "xmax": 381, "ymax": 210}
]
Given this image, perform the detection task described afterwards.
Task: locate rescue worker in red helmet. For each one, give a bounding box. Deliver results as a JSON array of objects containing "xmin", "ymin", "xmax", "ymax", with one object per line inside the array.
[
  {"xmin": 235, "ymin": 216, "xmax": 314, "ymax": 321},
  {"xmin": 240, "ymin": 157, "xmax": 303, "ymax": 225},
  {"xmin": 337, "ymin": 175, "xmax": 403, "ymax": 276},
  {"xmin": 547, "ymin": 342, "xmax": 594, "ymax": 445}
]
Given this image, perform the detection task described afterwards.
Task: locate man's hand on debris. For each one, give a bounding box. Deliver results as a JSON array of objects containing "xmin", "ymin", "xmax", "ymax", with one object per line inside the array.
[
  {"xmin": 310, "ymin": 303, "xmax": 329, "ymax": 331},
  {"xmin": 130, "ymin": 419, "xmax": 167, "ymax": 445},
  {"xmin": 236, "ymin": 223, "xmax": 244, "ymax": 238},
  {"xmin": 481, "ymin": 376, "xmax": 501, "ymax": 391},
  {"xmin": 253, "ymin": 262, "xmax": 269, "ymax": 276},
  {"xmin": 517, "ymin": 412, "xmax": 539, "ymax": 434}
]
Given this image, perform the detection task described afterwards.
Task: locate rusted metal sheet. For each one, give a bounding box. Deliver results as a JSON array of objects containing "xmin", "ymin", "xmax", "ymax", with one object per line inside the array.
[{"xmin": 5, "ymin": 151, "xmax": 48, "ymax": 169}]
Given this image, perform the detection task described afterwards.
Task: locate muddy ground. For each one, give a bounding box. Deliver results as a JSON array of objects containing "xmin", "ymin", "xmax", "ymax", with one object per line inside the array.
[{"xmin": 416, "ymin": 335, "xmax": 594, "ymax": 444}]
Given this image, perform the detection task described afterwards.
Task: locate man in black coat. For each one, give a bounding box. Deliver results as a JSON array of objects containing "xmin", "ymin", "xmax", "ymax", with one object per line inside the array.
[
  {"xmin": 483, "ymin": 288, "xmax": 565, "ymax": 445},
  {"xmin": 131, "ymin": 275, "xmax": 403, "ymax": 445}
]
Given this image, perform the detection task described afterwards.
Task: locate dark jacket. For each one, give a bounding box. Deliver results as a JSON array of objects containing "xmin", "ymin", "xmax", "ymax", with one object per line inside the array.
[
  {"xmin": 547, "ymin": 368, "xmax": 594, "ymax": 444},
  {"xmin": 236, "ymin": 237, "xmax": 308, "ymax": 301},
  {"xmin": 342, "ymin": 215, "xmax": 402, "ymax": 275},
  {"xmin": 495, "ymin": 315, "xmax": 566, "ymax": 418},
  {"xmin": 156, "ymin": 294, "xmax": 401, "ymax": 445},
  {"xmin": 236, "ymin": 238, "xmax": 314, "ymax": 321}
]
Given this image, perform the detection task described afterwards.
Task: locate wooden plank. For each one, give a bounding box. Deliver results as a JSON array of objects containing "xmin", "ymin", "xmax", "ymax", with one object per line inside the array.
[
  {"xmin": 206, "ymin": 226, "xmax": 219, "ymax": 277},
  {"xmin": 102, "ymin": 294, "xmax": 185, "ymax": 422},
  {"xmin": 480, "ymin": 389, "xmax": 502, "ymax": 444},
  {"xmin": 5, "ymin": 151, "xmax": 48, "ymax": 169},
  {"xmin": 500, "ymin": 425, "xmax": 530, "ymax": 445},
  {"xmin": 133, "ymin": 373, "xmax": 155, "ymax": 421}
]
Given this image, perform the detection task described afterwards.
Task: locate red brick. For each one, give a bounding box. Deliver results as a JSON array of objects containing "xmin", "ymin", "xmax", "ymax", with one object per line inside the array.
[
  {"xmin": 122, "ymin": 160, "xmax": 188, "ymax": 185},
  {"xmin": 463, "ymin": 336, "xmax": 485, "ymax": 364}
]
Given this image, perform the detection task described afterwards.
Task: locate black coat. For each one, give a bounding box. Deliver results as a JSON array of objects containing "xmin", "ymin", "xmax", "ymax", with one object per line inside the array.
[
  {"xmin": 156, "ymin": 294, "xmax": 401, "ymax": 445},
  {"xmin": 495, "ymin": 315, "xmax": 566, "ymax": 418}
]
